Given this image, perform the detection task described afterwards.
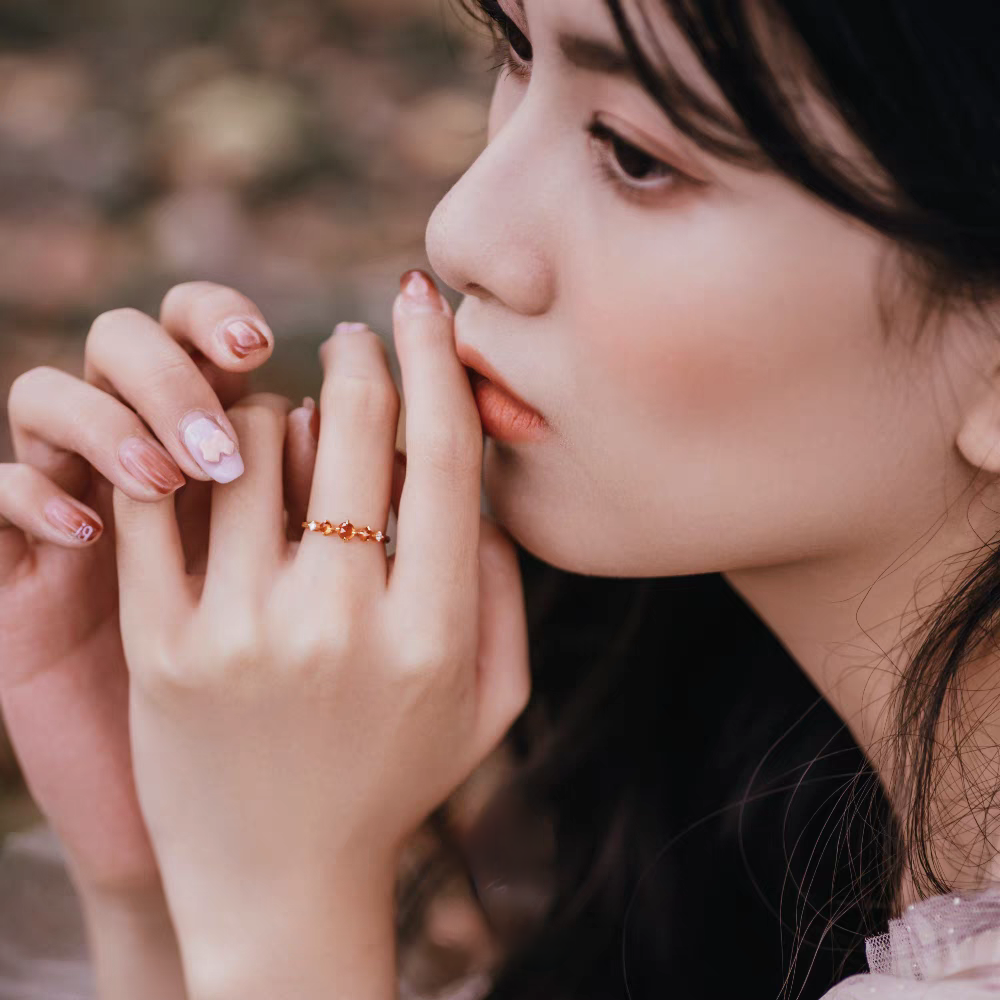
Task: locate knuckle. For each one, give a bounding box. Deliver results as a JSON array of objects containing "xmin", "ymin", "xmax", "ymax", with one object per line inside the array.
[
  {"xmin": 87, "ymin": 307, "xmax": 144, "ymax": 350},
  {"xmin": 216, "ymin": 628, "xmax": 264, "ymax": 678},
  {"xmin": 421, "ymin": 424, "xmax": 482, "ymax": 476},
  {"xmin": 7, "ymin": 366, "xmax": 57, "ymax": 412},
  {"xmin": 148, "ymin": 353, "xmax": 197, "ymax": 383},
  {"xmin": 396, "ymin": 638, "xmax": 449, "ymax": 677},
  {"xmin": 164, "ymin": 281, "xmax": 260, "ymax": 327},
  {"xmin": 325, "ymin": 373, "xmax": 399, "ymax": 426},
  {"xmin": 159, "ymin": 281, "xmax": 222, "ymax": 316},
  {"xmin": 2, "ymin": 461, "xmax": 37, "ymax": 496},
  {"xmin": 285, "ymin": 622, "xmax": 354, "ymax": 672},
  {"xmin": 135, "ymin": 642, "xmax": 201, "ymax": 700}
]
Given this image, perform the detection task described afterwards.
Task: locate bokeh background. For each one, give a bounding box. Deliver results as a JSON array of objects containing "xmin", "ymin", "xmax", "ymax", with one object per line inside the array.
[
  {"xmin": 0, "ymin": 2, "xmax": 518, "ymax": 993},
  {"xmin": 0, "ymin": 0, "xmax": 495, "ymax": 806}
]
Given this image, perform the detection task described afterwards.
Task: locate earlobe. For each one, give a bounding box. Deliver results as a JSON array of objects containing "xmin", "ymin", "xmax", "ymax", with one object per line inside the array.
[{"xmin": 956, "ymin": 371, "xmax": 1000, "ymax": 473}]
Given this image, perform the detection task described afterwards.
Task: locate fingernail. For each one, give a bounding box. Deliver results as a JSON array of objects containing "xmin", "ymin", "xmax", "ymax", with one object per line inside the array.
[
  {"xmin": 44, "ymin": 497, "xmax": 102, "ymax": 543},
  {"xmin": 118, "ymin": 436, "xmax": 185, "ymax": 495},
  {"xmin": 302, "ymin": 396, "xmax": 315, "ymax": 413},
  {"xmin": 399, "ymin": 270, "xmax": 450, "ymax": 315},
  {"xmin": 219, "ymin": 318, "xmax": 271, "ymax": 359},
  {"xmin": 334, "ymin": 322, "xmax": 370, "ymax": 335},
  {"xmin": 179, "ymin": 413, "xmax": 244, "ymax": 483}
]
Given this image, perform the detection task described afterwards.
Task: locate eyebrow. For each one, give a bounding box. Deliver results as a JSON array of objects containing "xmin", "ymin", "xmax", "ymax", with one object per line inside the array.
[{"xmin": 510, "ymin": 0, "xmax": 637, "ymax": 80}]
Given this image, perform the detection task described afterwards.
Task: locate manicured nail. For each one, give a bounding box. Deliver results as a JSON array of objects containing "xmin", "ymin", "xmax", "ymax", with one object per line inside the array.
[
  {"xmin": 334, "ymin": 322, "xmax": 370, "ymax": 335},
  {"xmin": 44, "ymin": 497, "xmax": 102, "ymax": 543},
  {"xmin": 118, "ymin": 436, "xmax": 185, "ymax": 495},
  {"xmin": 179, "ymin": 413, "xmax": 244, "ymax": 483},
  {"xmin": 220, "ymin": 318, "xmax": 270, "ymax": 359},
  {"xmin": 399, "ymin": 270, "xmax": 450, "ymax": 315}
]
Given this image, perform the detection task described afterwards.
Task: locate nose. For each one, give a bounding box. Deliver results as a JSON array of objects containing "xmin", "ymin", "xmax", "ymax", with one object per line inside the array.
[{"xmin": 424, "ymin": 87, "xmax": 558, "ymax": 317}]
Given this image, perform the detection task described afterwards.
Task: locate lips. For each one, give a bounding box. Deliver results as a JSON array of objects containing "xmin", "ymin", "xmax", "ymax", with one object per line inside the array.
[{"xmin": 455, "ymin": 342, "xmax": 544, "ymax": 423}]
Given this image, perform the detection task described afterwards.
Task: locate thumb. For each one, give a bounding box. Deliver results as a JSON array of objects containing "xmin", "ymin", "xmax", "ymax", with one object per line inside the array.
[{"xmin": 470, "ymin": 517, "xmax": 532, "ymax": 766}]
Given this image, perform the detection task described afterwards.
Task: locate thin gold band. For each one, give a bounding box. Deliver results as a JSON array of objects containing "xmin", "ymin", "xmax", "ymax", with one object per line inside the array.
[{"xmin": 302, "ymin": 519, "xmax": 390, "ymax": 544}]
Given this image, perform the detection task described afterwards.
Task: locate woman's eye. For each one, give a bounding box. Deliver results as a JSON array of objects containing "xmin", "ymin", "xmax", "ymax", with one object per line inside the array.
[
  {"xmin": 479, "ymin": 1, "xmax": 532, "ymax": 77},
  {"xmin": 587, "ymin": 121, "xmax": 681, "ymax": 193}
]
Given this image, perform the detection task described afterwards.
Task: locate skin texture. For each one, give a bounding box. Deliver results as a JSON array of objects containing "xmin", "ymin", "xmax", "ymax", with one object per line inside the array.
[
  {"xmin": 110, "ymin": 283, "xmax": 531, "ymax": 999},
  {"xmin": 0, "ymin": 284, "xmax": 325, "ymax": 998},
  {"xmin": 425, "ymin": 0, "xmax": 1000, "ymax": 897},
  {"xmin": 3, "ymin": 6, "xmax": 1000, "ymax": 990}
]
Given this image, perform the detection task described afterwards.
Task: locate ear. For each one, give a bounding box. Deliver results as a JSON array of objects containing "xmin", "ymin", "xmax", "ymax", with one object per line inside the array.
[{"xmin": 957, "ymin": 365, "xmax": 1000, "ymax": 474}]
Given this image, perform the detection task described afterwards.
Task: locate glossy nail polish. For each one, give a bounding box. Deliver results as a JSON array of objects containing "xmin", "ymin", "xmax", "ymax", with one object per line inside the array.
[
  {"xmin": 44, "ymin": 498, "xmax": 102, "ymax": 543},
  {"xmin": 220, "ymin": 318, "xmax": 270, "ymax": 358},
  {"xmin": 119, "ymin": 436, "xmax": 185, "ymax": 494},
  {"xmin": 179, "ymin": 413, "xmax": 244, "ymax": 483}
]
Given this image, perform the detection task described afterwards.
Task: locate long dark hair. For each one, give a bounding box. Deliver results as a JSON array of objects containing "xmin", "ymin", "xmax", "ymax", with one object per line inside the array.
[{"xmin": 402, "ymin": 3, "xmax": 1000, "ymax": 998}]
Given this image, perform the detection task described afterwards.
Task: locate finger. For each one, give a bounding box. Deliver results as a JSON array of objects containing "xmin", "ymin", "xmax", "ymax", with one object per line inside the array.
[
  {"xmin": 7, "ymin": 366, "xmax": 187, "ymax": 511},
  {"xmin": 158, "ymin": 281, "xmax": 274, "ymax": 371},
  {"xmin": 281, "ymin": 400, "xmax": 402, "ymax": 554},
  {"xmin": 296, "ymin": 323, "xmax": 399, "ymax": 590},
  {"xmin": 0, "ymin": 463, "xmax": 104, "ymax": 560},
  {"xmin": 283, "ymin": 397, "xmax": 319, "ymax": 542},
  {"xmin": 112, "ymin": 485, "xmax": 190, "ymax": 633},
  {"xmin": 388, "ymin": 271, "xmax": 483, "ymax": 618},
  {"xmin": 202, "ymin": 393, "xmax": 293, "ymax": 606},
  {"xmin": 83, "ymin": 307, "xmax": 247, "ymax": 485},
  {"xmin": 469, "ymin": 518, "xmax": 531, "ymax": 766}
]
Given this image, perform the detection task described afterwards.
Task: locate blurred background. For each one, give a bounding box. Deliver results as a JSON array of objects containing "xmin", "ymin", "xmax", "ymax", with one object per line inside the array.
[
  {"xmin": 0, "ymin": 0, "xmax": 496, "ymax": 806},
  {"xmin": 0, "ymin": 2, "xmax": 515, "ymax": 993}
]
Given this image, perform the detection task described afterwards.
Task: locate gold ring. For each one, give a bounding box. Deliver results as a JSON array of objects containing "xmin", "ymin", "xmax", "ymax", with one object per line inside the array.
[{"xmin": 301, "ymin": 519, "xmax": 390, "ymax": 544}]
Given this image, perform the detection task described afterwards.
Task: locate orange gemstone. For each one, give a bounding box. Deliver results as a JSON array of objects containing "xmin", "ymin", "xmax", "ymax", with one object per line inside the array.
[
  {"xmin": 322, "ymin": 522, "xmax": 335, "ymax": 536},
  {"xmin": 356, "ymin": 527, "xmax": 371, "ymax": 541},
  {"xmin": 338, "ymin": 521, "xmax": 355, "ymax": 540}
]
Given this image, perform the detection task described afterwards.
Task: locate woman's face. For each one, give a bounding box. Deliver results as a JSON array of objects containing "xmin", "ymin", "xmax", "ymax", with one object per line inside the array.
[{"xmin": 425, "ymin": 0, "xmax": 987, "ymax": 579}]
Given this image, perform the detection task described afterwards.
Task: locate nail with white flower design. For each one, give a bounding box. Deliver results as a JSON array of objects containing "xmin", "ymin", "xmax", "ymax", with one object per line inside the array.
[{"xmin": 179, "ymin": 412, "xmax": 244, "ymax": 483}]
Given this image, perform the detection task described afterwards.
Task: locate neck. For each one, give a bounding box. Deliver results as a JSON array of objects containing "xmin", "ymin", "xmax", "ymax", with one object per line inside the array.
[{"xmin": 723, "ymin": 487, "xmax": 1000, "ymax": 910}]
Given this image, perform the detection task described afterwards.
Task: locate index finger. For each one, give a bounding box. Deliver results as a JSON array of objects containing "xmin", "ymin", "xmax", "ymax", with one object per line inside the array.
[{"xmin": 388, "ymin": 271, "xmax": 483, "ymax": 613}]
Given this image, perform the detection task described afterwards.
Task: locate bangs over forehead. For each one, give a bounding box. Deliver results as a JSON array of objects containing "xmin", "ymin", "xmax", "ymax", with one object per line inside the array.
[
  {"xmin": 607, "ymin": 1, "xmax": 921, "ymax": 241},
  {"xmin": 602, "ymin": 0, "xmax": 775, "ymax": 168}
]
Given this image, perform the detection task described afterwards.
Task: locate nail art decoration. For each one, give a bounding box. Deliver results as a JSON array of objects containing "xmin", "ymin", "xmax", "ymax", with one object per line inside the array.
[{"xmin": 180, "ymin": 414, "xmax": 244, "ymax": 484}]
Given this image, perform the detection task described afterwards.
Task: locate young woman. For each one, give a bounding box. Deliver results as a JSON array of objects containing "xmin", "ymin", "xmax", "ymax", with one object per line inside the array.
[{"xmin": 2, "ymin": 1, "xmax": 1000, "ymax": 998}]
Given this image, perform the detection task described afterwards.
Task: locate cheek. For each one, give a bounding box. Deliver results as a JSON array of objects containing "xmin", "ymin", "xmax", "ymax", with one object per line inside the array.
[{"xmin": 569, "ymin": 200, "xmax": 890, "ymax": 446}]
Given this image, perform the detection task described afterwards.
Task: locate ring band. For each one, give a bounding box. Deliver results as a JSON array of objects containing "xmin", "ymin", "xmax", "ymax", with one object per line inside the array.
[{"xmin": 302, "ymin": 519, "xmax": 390, "ymax": 544}]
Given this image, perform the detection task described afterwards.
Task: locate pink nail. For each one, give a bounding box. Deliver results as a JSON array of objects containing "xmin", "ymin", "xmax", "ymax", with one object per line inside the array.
[
  {"xmin": 179, "ymin": 413, "xmax": 244, "ymax": 483},
  {"xmin": 118, "ymin": 436, "xmax": 185, "ymax": 494},
  {"xmin": 398, "ymin": 270, "xmax": 451, "ymax": 315},
  {"xmin": 220, "ymin": 318, "xmax": 270, "ymax": 358},
  {"xmin": 44, "ymin": 498, "xmax": 102, "ymax": 543}
]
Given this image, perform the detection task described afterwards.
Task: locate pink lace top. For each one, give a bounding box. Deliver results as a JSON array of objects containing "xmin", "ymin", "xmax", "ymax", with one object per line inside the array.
[{"xmin": 2, "ymin": 823, "xmax": 999, "ymax": 1000}]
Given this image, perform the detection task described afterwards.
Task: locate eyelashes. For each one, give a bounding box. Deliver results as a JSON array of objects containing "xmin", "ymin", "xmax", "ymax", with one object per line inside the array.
[
  {"xmin": 477, "ymin": 0, "xmax": 532, "ymax": 78},
  {"xmin": 473, "ymin": 0, "xmax": 687, "ymax": 204}
]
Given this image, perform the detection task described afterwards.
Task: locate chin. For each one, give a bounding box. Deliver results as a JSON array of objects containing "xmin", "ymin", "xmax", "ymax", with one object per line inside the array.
[{"xmin": 482, "ymin": 442, "xmax": 626, "ymax": 577}]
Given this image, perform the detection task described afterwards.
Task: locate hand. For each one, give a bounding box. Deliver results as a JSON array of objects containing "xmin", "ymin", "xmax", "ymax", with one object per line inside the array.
[
  {"xmin": 111, "ymin": 271, "xmax": 532, "ymax": 982},
  {"xmin": 0, "ymin": 281, "xmax": 318, "ymax": 902}
]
